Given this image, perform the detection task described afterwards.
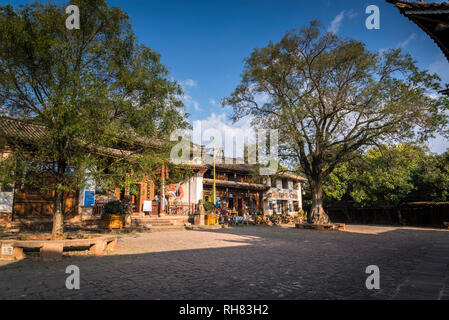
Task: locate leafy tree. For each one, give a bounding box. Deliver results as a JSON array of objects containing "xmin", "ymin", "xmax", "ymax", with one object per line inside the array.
[
  {"xmin": 223, "ymin": 21, "xmax": 448, "ymax": 224},
  {"xmin": 350, "ymin": 144, "xmax": 426, "ymax": 208},
  {"xmin": 320, "ymin": 144, "xmax": 449, "ymax": 209},
  {"xmin": 0, "ymin": 0, "xmax": 188, "ymax": 239},
  {"xmin": 322, "ymin": 160, "xmax": 352, "ymax": 203},
  {"xmin": 411, "ymin": 150, "xmax": 449, "ymax": 202}
]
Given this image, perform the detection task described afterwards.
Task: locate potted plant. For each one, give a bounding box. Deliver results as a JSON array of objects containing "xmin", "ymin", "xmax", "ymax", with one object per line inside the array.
[
  {"xmin": 101, "ymin": 200, "xmax": 126, "ymax": 229},
  {"xmin": 203, "ymin": 201, "xmax": 217, "ymax": 225}
]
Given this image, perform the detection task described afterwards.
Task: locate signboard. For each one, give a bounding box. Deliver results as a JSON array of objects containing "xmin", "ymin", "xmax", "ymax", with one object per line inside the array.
[
  {"xmin": 143, "ymin": 201, "xmax": 152, "ymax": 212},
  {"xmin": 1, "ymin": 246, "xmax": 13, "ymax": 256},
  {"xmin": 84, "ymin": 191, "xmax": 95, "ymax": 207}
]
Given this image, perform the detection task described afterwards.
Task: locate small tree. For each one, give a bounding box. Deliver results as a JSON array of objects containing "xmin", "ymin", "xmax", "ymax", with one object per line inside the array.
[
  {"xmin": 0, "ymin": 0, "xmax": 188, "ymax": 239},
  {"xmin": 223, "ymin": 21, "xmax": 448, "ymax": 224}
]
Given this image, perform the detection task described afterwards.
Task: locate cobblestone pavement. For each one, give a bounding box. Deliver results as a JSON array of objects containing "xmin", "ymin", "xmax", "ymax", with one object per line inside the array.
[{"xmin": 1, "ymin": 225, "xmax": 448, "ymax": 300}]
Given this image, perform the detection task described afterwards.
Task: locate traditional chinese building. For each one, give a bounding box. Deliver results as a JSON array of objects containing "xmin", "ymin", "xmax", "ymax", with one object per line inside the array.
[
  {"xmin": 0, "ymin": 117, "xmax": 306, "ymax": 229},
  {"xmin": 387, "ymin": 0, "xmax": 449, "ymax": 95},
  {"xmin": 181, "ymin": 161, "xmax": 305, "ymax": 216}
]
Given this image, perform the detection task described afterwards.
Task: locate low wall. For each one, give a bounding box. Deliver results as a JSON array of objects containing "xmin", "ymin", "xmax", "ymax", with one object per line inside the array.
[
  {"xmin": 325, "ymin": 204, "xmax": 449, "ymax": 227},
  {"xmin": 2, "ymin": 215, "xmax": 102, "ymax": 231}
]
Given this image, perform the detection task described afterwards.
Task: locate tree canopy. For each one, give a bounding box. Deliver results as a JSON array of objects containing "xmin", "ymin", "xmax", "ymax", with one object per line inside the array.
[
  {"xmin": 224, "ymin": 21, "xmax": 449, "ymax": 224},
  {"xmin": 0, "ymin": 0, "xmax": 189, "ymax": 238},
  {"xmin": 320, "ymin": 144, "xmax": 449, "ymax": 208}
]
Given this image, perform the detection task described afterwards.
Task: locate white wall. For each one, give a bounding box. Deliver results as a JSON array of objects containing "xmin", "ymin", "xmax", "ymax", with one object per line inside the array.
[
  {"xmin": 0, "ymin": 191, "xmax": 13, "ymax": 213},
  {"xmin": 297, "ymin": 183, "xmax": 303, "ymax": 210},
  {"xmin": 180, "ymin": 173, "xmax": 203, "ymax": 205},
  {"xmin": 79, "ymin": 176, "xmax": 96, "ymax": 207}
]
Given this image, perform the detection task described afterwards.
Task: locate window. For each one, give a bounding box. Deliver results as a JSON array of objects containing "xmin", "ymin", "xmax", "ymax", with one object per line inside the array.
[
  {"xmin": 271, "ymin": 178, "xmax": 277, "ymax": 188},
  {"xmin": 282, "ymin": 179, "xmax": 288, "ymax": 189}
]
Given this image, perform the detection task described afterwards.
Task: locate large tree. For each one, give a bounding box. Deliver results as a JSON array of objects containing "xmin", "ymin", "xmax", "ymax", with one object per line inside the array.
[
  {"xmin": 223, "ymin": 21, "xmax": 448, "ymax": 224},
  {"xmin": 0, "ymin": 0, "xmax": 188, "ymax": 239}
]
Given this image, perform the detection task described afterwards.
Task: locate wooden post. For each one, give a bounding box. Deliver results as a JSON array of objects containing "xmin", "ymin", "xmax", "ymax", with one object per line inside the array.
[
  {"xmin": 160, "ymin": 165, "xmax": 165, "ymax": 216},
  {"xmin": 114, "ymin": 188, "xmax": 120, "ymax": 200}
]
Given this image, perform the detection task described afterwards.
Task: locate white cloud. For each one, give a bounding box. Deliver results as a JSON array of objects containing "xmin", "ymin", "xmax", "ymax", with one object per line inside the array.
[
  {"xmin": 180, "ymin": 78, "xmax": 201, "ymax": 111},
  {"xmin": 192, "ymin": 112, "xmax": 255, "ymax": 158},
  {"xmin": 328, "ymin": 11, "xmax": 345, "ymax": 34},
  {"xmin": 209, "ymin": 98, "xmax": 219, "ymax": 107},
  {"xmin": 182, "ymin": 94, "xmax": 201, "ymax": 111},
  {"xmin": 396, "ymin": 33, "xmax": 417, "ymax": 49},
  {"xmin": 182, "ymin": 79, "xmax": 197, "ymax": 88},
  {"xmin": 428, "ymin": 135, "xmax": 449, "ymax": 154},
  {"xmin": 328, "ymin": 10, "xmax": 357, "ymax": 35},
  {"xmin": 429, "ymin": 53, "xmax": 449, "ymax": 84}
]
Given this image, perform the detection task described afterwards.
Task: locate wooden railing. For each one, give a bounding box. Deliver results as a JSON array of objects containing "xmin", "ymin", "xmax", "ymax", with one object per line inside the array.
[
  {"xmin": 94, "ymin": 199, "xmax": 107, "ymax": 216},
  {"xmin": 166, "ymin": 203, "xmax": 195, "ymax": 216}
]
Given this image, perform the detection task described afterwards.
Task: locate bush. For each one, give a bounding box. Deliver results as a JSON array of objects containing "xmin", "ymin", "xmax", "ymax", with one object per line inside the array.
[
  {"xmin": 203, "ymin": 201, "xmax": 216, "ymax": 213},
  {"xmin": 103, "ymin": 200, "xmax": 125, "ymax": 215}
]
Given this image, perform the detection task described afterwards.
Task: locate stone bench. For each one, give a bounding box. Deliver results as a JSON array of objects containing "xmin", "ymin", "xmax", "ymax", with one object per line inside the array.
[{"xmin": 0, "ymin": 235, "xmax": 117, "ymax": 262}]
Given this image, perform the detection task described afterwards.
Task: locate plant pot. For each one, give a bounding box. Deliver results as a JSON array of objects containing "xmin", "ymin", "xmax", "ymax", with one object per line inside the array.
[
  {"xmin": 101, "ymin": 214, "xmax": 125, "ymax": 230},
  {"xmin": 205, "ymin": 214, "xmax": 218, "ymax": 225}
]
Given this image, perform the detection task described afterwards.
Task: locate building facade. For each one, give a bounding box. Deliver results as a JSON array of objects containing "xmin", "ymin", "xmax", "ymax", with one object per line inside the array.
[
  {"xmin": 177, "ymin": 162, "xmax": 306, "ymax": 216},
  {"xmin": 0, "ymin": 117, "xmax": 306, "ymax": 228}
]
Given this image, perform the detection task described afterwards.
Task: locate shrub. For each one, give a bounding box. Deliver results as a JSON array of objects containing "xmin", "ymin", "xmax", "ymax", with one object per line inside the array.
[
  {"xmin": 203, "ymin": 201, "xmax": 216, "ymax": 213},
  {"xmin": 103, "ymin": 200, "xmax": 125, "ymax": 215}
]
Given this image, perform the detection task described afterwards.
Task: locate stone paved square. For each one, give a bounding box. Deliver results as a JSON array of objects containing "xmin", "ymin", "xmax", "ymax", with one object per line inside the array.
[{"xmin": 0, "ymin": 225, "xmax": 448, "ymax": 300}]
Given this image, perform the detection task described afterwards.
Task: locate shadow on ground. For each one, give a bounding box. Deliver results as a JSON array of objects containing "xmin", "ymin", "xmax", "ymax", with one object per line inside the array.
[{"xmin": 0, "ymin": 225, "xmax": 448, "ymax": 300}]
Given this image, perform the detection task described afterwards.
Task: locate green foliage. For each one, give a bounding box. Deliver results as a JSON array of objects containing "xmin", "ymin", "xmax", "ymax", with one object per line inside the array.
[
  {"xmin": 323, "ymin": 161, "xmax": 352, "ymax": 202},
  {"xmin": 0, "ymin": 0, "xmax": 189, "ymax": 236},
  {"xmin": 223, "ymin": 21, "xmax": 449, "ymax": 220},
  {"xmin": 103, "ymin": 200, "xmax": 125, "ymax": 215},
  {"xmin": 321, "ymin": 144, "xmax": 449, "ymax": 208},
  {"xmin": 0, "ymin": 0, "xmax": 188, "ymax": 193},
  {"xmin": 411, "ymin": 151, "xmax": 449, "ymax": 202},
  {"xmin": 350, "ymin": 144, "xmax": 424, "ymax": 207},
  {"xmin": 203, "ymin": 201, "xmax": 216, "ymax": 213}
]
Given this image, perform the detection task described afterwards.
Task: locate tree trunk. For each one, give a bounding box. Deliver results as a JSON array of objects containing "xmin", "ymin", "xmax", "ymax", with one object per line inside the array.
[
  {"xmin": 51, "ymin": 160, "xmax": 66, "ymax": 240},
  {"xmin": 308, "ymin": 182, "xmax": 331, "ymax": 225},
  {"xmin": 51, "ymin": 189, "xmax": 64, "ymax": 240}
]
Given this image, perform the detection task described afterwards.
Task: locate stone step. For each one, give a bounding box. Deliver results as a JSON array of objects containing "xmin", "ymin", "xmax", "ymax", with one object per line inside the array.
[{"xmin": 148, "ymin": 225, "xmax": 187, "ymax": 233}]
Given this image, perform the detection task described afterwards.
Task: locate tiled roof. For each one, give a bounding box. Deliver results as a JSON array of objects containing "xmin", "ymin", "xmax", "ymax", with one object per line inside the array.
[
  {"xmin": 203, "ymin": 178, "xmax": 269, "ymax": 191},
  {"xmin": 277, "ymin": 171, "xmax": 308, "ymax": 182},
  {"xmin": 388, "ymin": 0, "xmax": 449, "ymax": 10},
  {"xmin": 0, "ymin": 117, "xmax": 47, "ymax": 143},
  {"xmin": 0, "ymin": 117, "xmax": 133, "ymax": 158},
  {"xmin": 188, "ymin": 161, "xmax": 307, "ymax": 182},
  {"xmin": 387, "ymin": 1, "xmax": 449, "ymax": 61}
]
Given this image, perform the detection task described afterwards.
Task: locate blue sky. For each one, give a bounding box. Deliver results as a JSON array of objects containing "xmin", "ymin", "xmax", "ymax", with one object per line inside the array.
[{"xmin": 3, "ymin": 0, "xmax": 449, "ymax": 153}]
